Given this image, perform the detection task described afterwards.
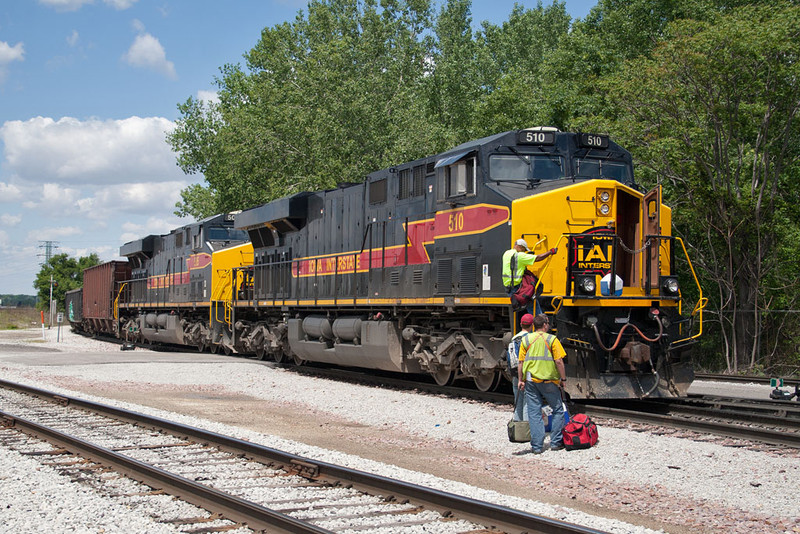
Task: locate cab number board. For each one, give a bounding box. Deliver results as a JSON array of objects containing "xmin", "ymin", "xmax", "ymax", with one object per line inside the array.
[
  {"xmin": 517, "ymin": 130, "xmax": 555, "ymax": 145},
  {"xmin": 579, "ymin": 133, "xmax": 609, "ymax": 149}
]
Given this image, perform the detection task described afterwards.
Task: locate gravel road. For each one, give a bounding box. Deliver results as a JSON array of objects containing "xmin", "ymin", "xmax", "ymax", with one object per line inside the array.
[{"xmin": 0, "ymin": 327, "xmax": 797, "ymax": 533}]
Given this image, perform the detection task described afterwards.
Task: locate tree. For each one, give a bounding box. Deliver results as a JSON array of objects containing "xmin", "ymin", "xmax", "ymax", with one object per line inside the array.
[
  {"xmin": 599, "ymin": 3, "xmax": 800, "ymax": 373},
  {"xmin": 34, "ymin": 253, "xmax": 100, "ymax": 314},
  {"xmin": 168, "ymin": 0, "xmax": 437, "ymax": 218},
  {"xmin": 473, "ymin": 1, "xmax": 571, "ymax": 133}
]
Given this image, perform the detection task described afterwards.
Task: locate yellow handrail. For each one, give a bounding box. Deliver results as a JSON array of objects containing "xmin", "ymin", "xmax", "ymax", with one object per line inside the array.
[
  {"xmin": 210, "ymin": 268, "xmax": 234, "ymax": 327},
  {"xmin": 113, "ymin": 282, "xmax": 128, "ymax": 320},
  {"xmin": 673, "ymin": 236, "xmax": 706, "ymax": 343},
  {"xmin": 533, "ymin": 234, "xmax": 568, "ymax": 299}
]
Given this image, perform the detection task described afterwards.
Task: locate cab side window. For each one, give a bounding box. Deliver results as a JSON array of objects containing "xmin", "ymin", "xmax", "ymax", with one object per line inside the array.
[{"xmin": 437, "ymin": 157, "xmax": 476, "ymax": 200}]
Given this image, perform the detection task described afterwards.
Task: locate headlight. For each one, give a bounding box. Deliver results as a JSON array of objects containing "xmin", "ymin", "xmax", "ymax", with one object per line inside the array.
[
  {"xmin": 577, "ymin": 275, "xmax": 596, "ymax": 295},
  {"xmin": 599, "ymin": 203, "xmax": 610, "ymax": 215},
  {"xmin": 599, "ymin": 191, "xmax": 610, "ymax": 202},
  {"xmin": 661, "ymin": 276, "xmax": 679, "ymax": 295}
]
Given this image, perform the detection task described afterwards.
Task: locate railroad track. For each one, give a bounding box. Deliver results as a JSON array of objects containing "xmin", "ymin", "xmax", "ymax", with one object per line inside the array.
[
  {"xmin": 288, "ymin": 364, "xmax": 800, "ymax": 449},
  {"xmin": 0, "ymin": 378, "xmax": 605, "ymax": 534},
  {"xmin": 574, "ymin": 399, "xmax": 800, "ymax": 449}
]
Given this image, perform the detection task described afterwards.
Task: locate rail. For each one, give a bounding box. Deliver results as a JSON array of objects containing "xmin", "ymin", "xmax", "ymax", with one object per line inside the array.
[{"xmin": 0, "ymin": 379, "xmax": 609, "ymax": 534}]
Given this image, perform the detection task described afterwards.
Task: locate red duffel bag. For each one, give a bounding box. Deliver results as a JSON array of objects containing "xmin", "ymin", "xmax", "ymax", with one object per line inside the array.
[{"xmin": 562, "ymin": 413, "xmax": 598, "ymax": 450}]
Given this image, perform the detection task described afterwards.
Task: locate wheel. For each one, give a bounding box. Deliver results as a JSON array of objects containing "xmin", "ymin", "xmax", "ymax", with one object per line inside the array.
[
  {"xmin": 473, "ymin": 371, "xmax": 499, "ymax": 392},
  {"xmin": 196, "ymin": 343, "xmax": 205, "ymax": 353},
  {"xmin": 223, "ymin": 345, "xmax": 232, "ymax": 356},
  {"xmin": 431, "ymin": 367, "xmax": 455, "ymax": 387},
  {"xmin": 293, "ymin": 353, "xmax": 305, "ymax": 366},
  {"xmin": 272, "ymin": 350, "xmax": 285, "ymax": 364},
  {"xmin": 255, "ymin": 347, "xmax": 267, "ymax": 361},
  {"xmin": 210, "ymin": 343, "xmax": 219, "ymax": 354}
]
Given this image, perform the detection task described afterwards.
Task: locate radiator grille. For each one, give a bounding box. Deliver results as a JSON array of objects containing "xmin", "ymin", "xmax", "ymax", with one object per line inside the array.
[
  {"xmin": 459, "ymin": 257, "xmax": 478, "ymax": 294},
  {"xmin": 435, "ymin": 259, "xmax": 452, "ymax": 294}
]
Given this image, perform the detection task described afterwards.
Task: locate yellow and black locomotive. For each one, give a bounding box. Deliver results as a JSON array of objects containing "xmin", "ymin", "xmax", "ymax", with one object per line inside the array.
[{"xmin": 82, "ymin": 128, "xmax": 705, "ymax": 399}]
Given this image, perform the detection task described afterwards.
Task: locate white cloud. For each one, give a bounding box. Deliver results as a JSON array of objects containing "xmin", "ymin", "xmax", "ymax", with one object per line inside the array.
[
  {"xmin": 120, "ymin": 214, "xmax": 185, "ymax": 243},
  {"xmin": 0, "ymin": 182, "xmax": 24, "ymax": 203},
  {"xmin": 22, "ymin": 183, "xmax": 81, "ymax": 214},
  {"xmin": 26, "ymin": 225, "xmax": 82, "ymax": 241},
  {"xmin": 0, "ymin": 41, "xmax": 24, "ymax": 64},
  {"xmin": 0, "ymin": 41, "xmax": 25, "ymax": 84},
  {"xmin": 37, "ymin": 0, "xmax": 137, "ymax": 11},
  {"xmin": 37, "ymin": 0, "xmax": 93, "ymax": 11},
  {"xmin": 122, "ymin": 33, "xmax": 177, "ymax": 80},
  {"xmin": 103, "ymin": 0, "xmax": 138, "ymax": 9},
  {"xmin": 66, "ymin": 30, "xmax": 79, "ymax": 47},
  {"xmin": 197, "ymin": 90, "xmax": 220, "ymax": 105},
  {"xmin": 0, "ymin": 116, "xmax": 185, "ymax": 185},
  {"xmin": 80, "ymin": 181, "xmax": 188, "ymax": 219},
  {"xmin": 0, "ymin": 214, "xmax": 22, "ymax": 227}
]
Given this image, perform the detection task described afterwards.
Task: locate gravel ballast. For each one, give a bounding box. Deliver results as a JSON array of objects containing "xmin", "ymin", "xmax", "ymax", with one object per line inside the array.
[{"xmin": 0, "ymin": 328, "xmax": 798, "ymax": 533}]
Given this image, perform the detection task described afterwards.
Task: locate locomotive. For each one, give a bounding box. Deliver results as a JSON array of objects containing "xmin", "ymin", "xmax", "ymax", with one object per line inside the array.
[{"xmin": 71, "ymin": 128, "xmax": 705, "ymax": 399}]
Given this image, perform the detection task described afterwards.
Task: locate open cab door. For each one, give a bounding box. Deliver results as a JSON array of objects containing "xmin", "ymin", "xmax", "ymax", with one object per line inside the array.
[{"xmin": 642, "ymin": 186, "xmax": 661, "ymax": 291}]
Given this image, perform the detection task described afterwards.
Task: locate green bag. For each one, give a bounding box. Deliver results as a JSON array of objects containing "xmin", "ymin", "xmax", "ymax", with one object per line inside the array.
[
  {"xmin": 507, "ymin": 391, "xmax": 530, "ymax": 443},
  {"xmin": 507, "ymin": 419, "xmax": 530, "ymax": 443}
]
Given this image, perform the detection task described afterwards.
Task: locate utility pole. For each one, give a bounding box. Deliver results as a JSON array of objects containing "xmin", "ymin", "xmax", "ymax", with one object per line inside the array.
[{"xmin": 38, "ymin": 241, "xmax": 60, "ymax": 328}]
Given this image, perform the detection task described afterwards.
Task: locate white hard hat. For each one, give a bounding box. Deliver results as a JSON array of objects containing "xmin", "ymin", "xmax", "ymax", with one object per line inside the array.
[{"xmin": 515, "ymin": 238, "xmax": 529, "ymax": 251}]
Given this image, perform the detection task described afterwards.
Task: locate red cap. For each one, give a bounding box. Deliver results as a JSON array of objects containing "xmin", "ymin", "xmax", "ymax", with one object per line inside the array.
[{"xmin": 520, "ymin": 314, "xmax": 534, "ymax": 326}]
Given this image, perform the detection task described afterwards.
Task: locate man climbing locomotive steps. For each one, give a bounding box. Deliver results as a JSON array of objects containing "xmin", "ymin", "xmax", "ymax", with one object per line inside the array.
[{"xmin": 512, "ymin": 314, "xmax": 598, "ymax": 454}]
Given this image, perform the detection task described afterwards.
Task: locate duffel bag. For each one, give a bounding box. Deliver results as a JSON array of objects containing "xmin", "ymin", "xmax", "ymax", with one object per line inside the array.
[
  {"xmin": 507, "ymin": 390, "xmax": 530, "ymax": 443},
  {"xmin": 507, "ymin": 419, "xmax": 531, "ymax": 443},
  {"xmin": 562, "ymin": 413, "xmax": 598, "ymax": 450}
]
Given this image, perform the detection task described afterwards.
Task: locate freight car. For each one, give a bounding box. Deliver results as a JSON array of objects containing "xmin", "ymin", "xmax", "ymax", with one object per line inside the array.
[
  {"xmin": 85, "ymin": 128, "xmax": 704, "ymax": 399},
  {"xmin": 66, "ymin": 261, "xmax": 130, "ymax": 336}
]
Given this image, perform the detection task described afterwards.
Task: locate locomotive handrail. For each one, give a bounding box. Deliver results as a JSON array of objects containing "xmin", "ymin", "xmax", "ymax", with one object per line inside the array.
[
  {"xmin": 113, "ymin": 282, "xmax": 127, "ymax": 320},
  {"xmin": 671, "ymin": 236, "xmax": 706, "ymax": 343},
  {"xmin": 533, "ymin": 234, "xmax": 568, "ymax": 298},
  {"xmin": 211, "ymin": 268, "xmax": 234, "ymax": 327}
]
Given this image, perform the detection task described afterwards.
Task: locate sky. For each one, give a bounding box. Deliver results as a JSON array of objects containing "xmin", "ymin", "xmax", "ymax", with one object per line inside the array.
[{"xmin": 0, "ymin": 0, "xmax": 597, "ymax": 296}]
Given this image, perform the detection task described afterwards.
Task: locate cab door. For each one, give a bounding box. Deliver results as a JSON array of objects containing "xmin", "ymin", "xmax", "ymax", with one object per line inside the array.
[{"xmin": 642, "ymin": 186, "xmax": 661, "ymax": 291}]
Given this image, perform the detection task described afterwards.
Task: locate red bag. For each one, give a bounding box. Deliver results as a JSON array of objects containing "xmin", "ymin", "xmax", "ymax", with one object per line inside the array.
[
  {"xmin": 562, "ymin": 413, "xmax": 598, "ymax": 450},
  {"xmin": 510, "ymin": 271, "xmax": 539, "ymax": 309}
]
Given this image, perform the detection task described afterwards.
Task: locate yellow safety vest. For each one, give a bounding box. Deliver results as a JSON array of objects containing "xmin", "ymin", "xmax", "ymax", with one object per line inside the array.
[{"xmin": 519, "ymin": 332, "xmax": 560, "ymax": 382}]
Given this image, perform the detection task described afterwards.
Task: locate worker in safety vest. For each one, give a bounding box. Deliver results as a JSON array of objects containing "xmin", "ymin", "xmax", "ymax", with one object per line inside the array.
[
  {"xmin": 502, "ymin": 238, "xmax": 556, "ymax": 314},
  {"xmin": 516, "ymin": 314, "xmax": 567, "ymax": 454}
]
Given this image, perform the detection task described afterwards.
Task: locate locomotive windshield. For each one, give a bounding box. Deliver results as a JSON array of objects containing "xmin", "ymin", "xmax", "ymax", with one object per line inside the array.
[
  {"xmin": 207, "ymin": 227, "xmax": 248, "ymax": 242},
  {"xmin": 489, "ymin": 154, "xmax": 564, "ymax": 182},
  {"xmin": 575, "ymin": 158, "xmax": 632, "ymax": 183}
]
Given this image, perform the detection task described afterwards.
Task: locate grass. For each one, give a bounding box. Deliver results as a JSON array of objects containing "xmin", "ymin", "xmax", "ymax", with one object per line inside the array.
[{"xmin": 0, "ymin": 308, "xmax": 42, "ymax": 330}]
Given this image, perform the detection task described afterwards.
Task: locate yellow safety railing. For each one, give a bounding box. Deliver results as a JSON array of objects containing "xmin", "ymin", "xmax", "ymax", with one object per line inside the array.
[
  {"xmin": 673, "ymin": 236, "xmax": 707, "ymax": 343},
  {"xmin": 211, "ymin": 269, "xmax": 234, "ymax": 327},
  {"xmin": 113, "ymin": 282, "xmax": 127, "ymax": 320}
]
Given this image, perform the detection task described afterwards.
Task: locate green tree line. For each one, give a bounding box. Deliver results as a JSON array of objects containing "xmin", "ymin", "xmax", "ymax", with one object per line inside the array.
[{"xmin": 167, "ymin": 0, "xmax": 800, "ymax": 376}]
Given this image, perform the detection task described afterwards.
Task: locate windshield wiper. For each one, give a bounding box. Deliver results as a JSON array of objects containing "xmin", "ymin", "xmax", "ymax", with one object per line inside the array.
[{"xmin": 508, "ymin": 146, "xmax": 531, "ymax": 166}]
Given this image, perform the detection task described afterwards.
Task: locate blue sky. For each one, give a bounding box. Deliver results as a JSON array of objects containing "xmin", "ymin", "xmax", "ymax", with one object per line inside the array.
[{"xmin": 0, "ymin": 0, "xmax": 597, "ymax": 296}]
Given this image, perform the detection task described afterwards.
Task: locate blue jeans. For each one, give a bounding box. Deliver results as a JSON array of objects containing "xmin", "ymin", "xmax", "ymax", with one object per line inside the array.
[
  {"xmin": 524, "ymin": 380, "xmax": 565, "ymax": 451},
  {"xmin": 511, "ymin": 378, "xmax": 528, "ymax": 421}
]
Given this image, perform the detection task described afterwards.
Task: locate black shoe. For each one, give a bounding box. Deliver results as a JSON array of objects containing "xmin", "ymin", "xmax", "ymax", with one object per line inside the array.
[{"xmin": 550, "ymin": 443, "xmax": 564, "ymax": 451}]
